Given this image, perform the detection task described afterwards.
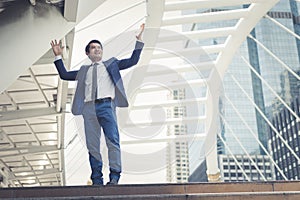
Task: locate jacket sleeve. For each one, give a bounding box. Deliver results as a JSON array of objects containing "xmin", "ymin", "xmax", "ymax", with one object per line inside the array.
[
  {"xmin": 54, "ymin": 59, "xmax": 78, "ymax": 81},
  {"xmin": 117, "ymin": 40, "xmax": 144, "ymax": 70}
]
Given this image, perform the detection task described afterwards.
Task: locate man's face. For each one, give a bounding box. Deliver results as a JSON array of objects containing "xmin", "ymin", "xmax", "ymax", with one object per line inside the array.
[{"xmin": 86, "ymin": 43, "xmax": 103, "ymax": 62}]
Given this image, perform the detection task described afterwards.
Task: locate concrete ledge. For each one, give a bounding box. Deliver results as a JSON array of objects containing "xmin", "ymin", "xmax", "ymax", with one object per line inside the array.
[
  {"xmin": 0, "ymin": 181, "xmax": 299, "ymax": 199},
  {"xmin": 3, "ymin": 191, "xmax": 300, "ymax": 200}
]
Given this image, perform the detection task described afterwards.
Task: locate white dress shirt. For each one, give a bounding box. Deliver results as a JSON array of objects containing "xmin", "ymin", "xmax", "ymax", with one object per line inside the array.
[
  {"xmin": 54, "ymin": 55, "xmax": 115, "ymax": 102},
  {"xmin": 84, "ymin": 62, "xmax": 115, "ymax": 102}
]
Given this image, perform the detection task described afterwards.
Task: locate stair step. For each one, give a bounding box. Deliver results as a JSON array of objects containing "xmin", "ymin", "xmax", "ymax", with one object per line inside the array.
[
  {"xmin": 1, "ymin": 181, "xmax": 299, "ymax": 199},
  {"xmin": 2, "ymin": 192, "xmax": 300, "ymax": 200}
]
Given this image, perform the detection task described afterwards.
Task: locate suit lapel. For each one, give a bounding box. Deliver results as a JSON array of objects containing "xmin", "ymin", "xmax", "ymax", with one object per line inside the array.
[
  {"xmin": 103, "ymin": 58, "xmax": 118, "ymax": 82},
  {"xmin": 103, "ymin": 58, "xmax": 115, "ymax": 73}
]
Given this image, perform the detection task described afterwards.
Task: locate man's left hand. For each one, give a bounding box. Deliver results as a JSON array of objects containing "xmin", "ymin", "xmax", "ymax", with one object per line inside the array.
[{"xmin": 136, "ymin": 23, "xmax": 145, "ymax": 41}]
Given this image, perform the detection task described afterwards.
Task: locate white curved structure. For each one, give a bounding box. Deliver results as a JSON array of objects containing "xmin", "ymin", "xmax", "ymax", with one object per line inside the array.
[
  {"xmin": 140, "ymin": 0, "xmax": 279, "ymax": 181},
  {"xmin": 0, "ymin": 0, "xmax": 290, "ymax": 186}
]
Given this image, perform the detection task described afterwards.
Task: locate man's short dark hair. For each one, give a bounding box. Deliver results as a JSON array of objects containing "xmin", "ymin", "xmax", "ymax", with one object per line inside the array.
[{"xmin": 85, "ymin": 40, "xmax": 103, "ymax": 53}]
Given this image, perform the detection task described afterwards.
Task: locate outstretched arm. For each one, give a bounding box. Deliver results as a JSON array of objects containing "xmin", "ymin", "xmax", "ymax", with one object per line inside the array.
[
  {"xmin": 51, "ymin": 40, "xmax": 78, "ymax": 81},
  {"xmin": 118, "ymin": 24, "xmax": 145, "ymax": 70}
]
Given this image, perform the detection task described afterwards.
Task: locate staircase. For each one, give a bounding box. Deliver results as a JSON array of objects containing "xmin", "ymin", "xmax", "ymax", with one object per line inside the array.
[{"xmin": 1, "ymin": 181, "xmax": 300, "ymax": 199}]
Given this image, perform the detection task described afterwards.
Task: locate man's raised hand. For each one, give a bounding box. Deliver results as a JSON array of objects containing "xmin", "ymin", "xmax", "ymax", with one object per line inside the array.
[
  {"xmin": 50, "ymin": 40, "xmax": 64, "ymax": 56},
  {"xmin": 136, "ymin": 23, "xmax": 145, "ymax": 41}
]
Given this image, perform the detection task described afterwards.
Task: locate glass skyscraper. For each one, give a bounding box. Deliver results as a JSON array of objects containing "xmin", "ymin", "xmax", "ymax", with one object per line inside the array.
[
  {"xmin": 188, "ymin": 0, "xmax": 300, "ymax": 179},
  {"xmin": 248, "ymin": 0, "xmax": 300, "ymax": 155},
  {"xmin": 218, "ymin": 0, "xmax": 299, "ymax": 155}
]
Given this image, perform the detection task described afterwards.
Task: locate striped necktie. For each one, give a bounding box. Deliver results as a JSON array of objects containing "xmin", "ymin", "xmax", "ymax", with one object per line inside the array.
[{"xmin": 91, "ymin": 63, "xmax": 98, "ymax": 100}]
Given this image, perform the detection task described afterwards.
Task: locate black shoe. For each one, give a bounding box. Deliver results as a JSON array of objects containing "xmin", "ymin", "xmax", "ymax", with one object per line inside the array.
[
  {"xmin": 92, "ymin": 182, "xmax": 104, "ymax": 186},
  {"xmin": 106, "ymin": 179, "xmax": 118, "ymax": 185}
]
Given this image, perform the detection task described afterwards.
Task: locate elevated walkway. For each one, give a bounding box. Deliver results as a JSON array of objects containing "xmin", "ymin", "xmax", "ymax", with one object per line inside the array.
[{"xmin": 1, "ymin": 181, "xmax": 300, "ymax": 199}]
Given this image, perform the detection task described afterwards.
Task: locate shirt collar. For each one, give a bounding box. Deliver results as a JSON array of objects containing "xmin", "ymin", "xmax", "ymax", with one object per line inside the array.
[{"xmin": 91, "ymin": 61, "xmax": 103, "ymax": 65}]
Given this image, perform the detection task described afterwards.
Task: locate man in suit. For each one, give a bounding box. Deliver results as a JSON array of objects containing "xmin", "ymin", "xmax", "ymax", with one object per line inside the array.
[{"xmin": 51, "ymin": 24, "xmax": 144, "ymax": 185}]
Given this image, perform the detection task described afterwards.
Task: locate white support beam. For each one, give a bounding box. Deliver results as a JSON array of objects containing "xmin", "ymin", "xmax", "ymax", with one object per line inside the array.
[
  {"xmin": 241, "ymin": 56, "xmax": 300, "ymax": 121},
  {"xmin": 265, "ymin": 14, "xmax": 300, "ymax": 41},
  {"xmin": 222, "ymin": 94, "xmax": 288, "ymax": 180},
  {"xmin": 164, "ymin": 0, "xmax": 264, "ymax": 11},
  {"xmin": 122, "ymin": 133, "xmax": 206, "ymax": 145},
  {"xmin": 137, "ymin": 79, "xmax": 207, "ymax": 93},
  {"xmin": 131, "ymin": 98, "xmax": 206, "ymax": 110},
  {"xmin": 22, "ymin": 158, "xmax": 41, "ymax": 186},
  {"xmin": 3, "ymin": 91, "xmax": 19, "ymax": 110},
  {"xmin": 0, "ymin": 128, "xmax": 15, "ymax": 147},
  {"xmin": 247, "ymin": 34, "xmax": 300, "ymax": 81},
  {"xmin": 139, "ymin": 0, "xmax": 165, "ymax": 66},
  {"xmin": 152, "ymin": 44, "xmax": 224, "ymax": 59},
  {"xmin": 56, "ymin": 31, "xmax": 74, "ymax": 113},
  {"xmin": 0, "ymin": 107, "xmax": 61, "ymax": 122},
  {"xmin": 0, "ymin": 145, "xmax": 59, "ymax": 158},
  {"xmin": 0, "ymin": 145, "xmax": 58, "ymax": 153},
  {"xmin": 64, "ymin": 0, "xmax": 79, "ymax": 22},
  {"xmin": 162, "ymin": 9, "xmax": 249, "ymax": 26},
  {"xmin": 126, "ymin": 0, "xmax": 165, "ymax": 107},
  {"xmin": 231, "ymin": 75, "xmax": 300, "ymax": 163},
  {"xmin": 158, "ymin": 27, "xmax": 235, "ymax": 42},
  {"xmin": 25, "ymin": 120, "xmax": 42, "ymax": 146},
  {"xmin": 28, "ymin": 68, "xmax": 51, "ymax": 107},
  {"xmin": 123, "ymin": 116, "xmax": 206, "ymax": 128},
  {"xmin": 204, "ymin": 69, "xmax": 222, "ymax": 181},
  {"xmin": 57, "ymin": 115, "xmax": 66, "ymax": 186},
  {"xmin": 215, "ymin": 1, "xmax": 279, "ymax": 77},
  {"xmin": 9, "ymin": 169, "xmax": 62, "ymax": 181},
  {"xmin": 144, "ymin": 61, "xmax": 215, "ymax": 77}
]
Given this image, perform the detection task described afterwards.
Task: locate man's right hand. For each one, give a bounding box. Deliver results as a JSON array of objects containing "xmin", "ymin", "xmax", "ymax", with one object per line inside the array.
[{"xmin": 50, "ymin": 40, "xmax": 64, "ymax": 56}]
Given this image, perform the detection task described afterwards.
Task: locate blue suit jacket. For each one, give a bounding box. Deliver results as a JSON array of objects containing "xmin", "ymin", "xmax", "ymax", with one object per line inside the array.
[{"xmin": 54, "ymin": 41, "xmax": 144, "ymax": 115}]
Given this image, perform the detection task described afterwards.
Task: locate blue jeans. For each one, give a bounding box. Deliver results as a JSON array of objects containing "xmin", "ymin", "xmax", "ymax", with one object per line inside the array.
[{"xmin": 82, "ymin": 99, "xmax": 121, "ymax": 185}]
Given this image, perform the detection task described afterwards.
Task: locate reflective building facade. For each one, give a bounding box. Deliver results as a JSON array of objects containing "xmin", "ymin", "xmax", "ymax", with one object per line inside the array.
[{"xmin": 188, "ymin": 0, "xmax": 300, "ymax": 180}]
